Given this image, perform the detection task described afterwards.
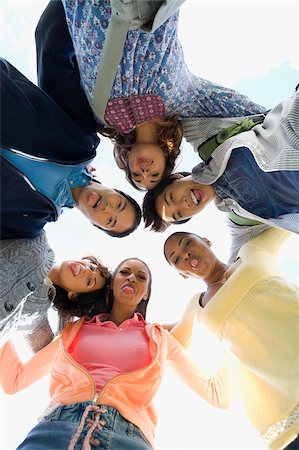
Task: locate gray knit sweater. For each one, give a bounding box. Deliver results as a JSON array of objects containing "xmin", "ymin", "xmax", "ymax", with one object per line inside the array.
[{"xmin": 0, "ymin": 231, "xmax": 55, "ymax": 347}]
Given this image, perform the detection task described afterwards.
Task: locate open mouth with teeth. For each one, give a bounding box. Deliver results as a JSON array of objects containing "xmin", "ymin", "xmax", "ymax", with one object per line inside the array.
[
  {"xmin": 190, "ymin": 189, "xmax": 202, "ymax": 206},
  {"xmin": 87, "ymin": 192, "xmax": 105, "ymax": 210}
]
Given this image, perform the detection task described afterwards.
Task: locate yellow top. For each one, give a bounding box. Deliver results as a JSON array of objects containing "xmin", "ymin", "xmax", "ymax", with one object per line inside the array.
[{"xmin": 172, "ymin": 228, "xmax": 299, "ymax": 449}]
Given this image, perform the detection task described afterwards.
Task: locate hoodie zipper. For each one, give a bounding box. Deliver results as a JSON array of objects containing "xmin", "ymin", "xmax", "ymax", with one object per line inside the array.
[
  {"xmin": 97, "ymin": 325, "xmax": 160, "ymax": 403},
  {"xmin": 61, "ymin": 324, "xmax": 160, "ymax": 405}
]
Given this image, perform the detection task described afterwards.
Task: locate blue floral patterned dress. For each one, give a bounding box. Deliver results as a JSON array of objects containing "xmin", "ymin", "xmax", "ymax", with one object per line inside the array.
[{"xmin": 62, "ymin": 0, "xmax": 265, "ymax": 133}]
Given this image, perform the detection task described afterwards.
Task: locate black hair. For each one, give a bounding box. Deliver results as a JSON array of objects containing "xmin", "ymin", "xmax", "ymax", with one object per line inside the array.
[
  {"xmin": 163, "ymin": 231, "xmax": 202, "ymax": 262},
  {"xmin": 142, "ymin": 172, "xmax": 191, "ymax": 232}
]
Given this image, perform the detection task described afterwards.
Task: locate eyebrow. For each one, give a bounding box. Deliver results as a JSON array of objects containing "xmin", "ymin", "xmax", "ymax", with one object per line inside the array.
[
  {"xmin": 169, "ymin": 237, "xmax": 183, "ymax": 262},
  {"xmin": 120, "ymin": 200, "xmax": 127, "ymax": 213},
  {"xmin": 121, "ymin": 267, "xmax": 147, "ymax": 275},
  {"xmin": 88, "ymin": 276, "xmax": 96, "ymax": 289},
  {"xmin": 111, "ymin": 200, "xmax": 127, "ymax": 229},
  {"xmin": 163, "ymin": 192, "xmax": 170, "ymax": 207}
]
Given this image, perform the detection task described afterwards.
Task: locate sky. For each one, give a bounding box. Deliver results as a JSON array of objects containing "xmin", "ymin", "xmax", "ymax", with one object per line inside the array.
[{"xmin": 0, "ymin": 1, "xmax": 298, "ymax": 449}]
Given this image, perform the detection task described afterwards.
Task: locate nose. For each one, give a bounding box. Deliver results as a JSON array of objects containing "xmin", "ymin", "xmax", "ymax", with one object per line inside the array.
[
  {"xmin": 104, "ymin": 203, "xmax": 113, "ymax": 213},
  {"xmin": 183, "ymin": 251, "xmax": 191, "ymax": 262},
  {"xmin": 182, "ymin": 197, "xmax": 190, "ymax": 209},
  {"xmin": 83, "ymin": 264, "xmax": 96, "ymax": 275},
  {"xmin": 127, "ymin": 273, "xmax": 136, "ymax": 282},
  {"xmin": 89, "ymin": 264, "xmax": 97, "ymax": 272}
]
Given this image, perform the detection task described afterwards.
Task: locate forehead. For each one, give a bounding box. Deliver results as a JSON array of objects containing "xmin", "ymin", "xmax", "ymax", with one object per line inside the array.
[
  {"xmin": 118, "ymin": 259, "xmax": 149, "ymax": 273},
  {"xmin": 165, "ymin": 233, "xmax": 197, "ymax": 256},
  {"xmin": 131, "ymin": 142, "xmax": 163, "ymax": 153}
]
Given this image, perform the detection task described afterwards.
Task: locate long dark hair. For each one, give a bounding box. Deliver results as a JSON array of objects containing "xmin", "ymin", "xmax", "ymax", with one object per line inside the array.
[
  {"xmin": 105, "ymin": 258, "xmax": 152, "ymax": 319},
  {"xmin": 52, "ymin": 256, "xmax": 111, "ymax": 320},
  {"xmin": 97, "ymin": 116, "xmax": 183, "ymax": 191}
]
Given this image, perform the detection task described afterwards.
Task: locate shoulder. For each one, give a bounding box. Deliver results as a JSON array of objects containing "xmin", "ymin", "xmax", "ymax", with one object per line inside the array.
[
  {"xmin": 226, "ymin": 218, "xmax": 271, "ymax": 263},
  {"xmin": 239, "ymin": 227, "xmax": 292, "ymax": 259},
  {"xmin": 0, "ymin": 232, "xmax": 54, "ymax": 279},
  {"xmin": 1, "ymin": 231, "xmax": 52, "ymax": 255}
]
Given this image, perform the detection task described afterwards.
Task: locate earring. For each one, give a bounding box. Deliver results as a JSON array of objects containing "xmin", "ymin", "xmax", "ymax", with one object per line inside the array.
[
  {"xmin": 166, "ymin": 139, "xmax": 174, "ymax": 153},
  {"xmin": 68, "ymin": 291, "xmax": 79, "ymax": 300}
]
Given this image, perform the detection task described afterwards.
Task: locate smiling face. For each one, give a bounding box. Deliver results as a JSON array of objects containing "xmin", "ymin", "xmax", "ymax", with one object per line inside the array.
[
  {"xmin": 128, "ymin": 143, "xmax": 166, "ymax": 190},
  {"xmin": 112, "ymin": 259, "xmax": 151, "ymax": 309},
  {"xmin": 155, "ymin": 175, "xmax": 215, "ymax": 222},
  {"xmin": 58, "ymin": 258, "xmax": 107, "ymax": 295},
  {"xmin": 164, "ymin": 233, "xmax": 217, "ymax": 280},
  {"xmin": 75, "ymin": 182, "xmax": 136, "ymax": 234}
]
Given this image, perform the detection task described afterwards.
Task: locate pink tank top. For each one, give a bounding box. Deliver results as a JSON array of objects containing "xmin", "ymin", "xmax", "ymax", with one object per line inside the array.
[{"xmin": 68, "ymin": 313, "xmax": 152, "ymax": 391}]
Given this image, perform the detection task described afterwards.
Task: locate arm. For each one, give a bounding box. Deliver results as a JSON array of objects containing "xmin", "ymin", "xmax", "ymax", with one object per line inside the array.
[
  {"xmin": 170, "ymin": 293, "xmax": 202, "ymax": 348},
  {"xmin": 167, "ymin": 333, "xmax": 231, "ymax": 409},
  {"xmin": 239, "ymin": 227, "xmax": 292, "ymax": 258},
  {"xmin": 0, "ymin": 58, "xmax": 98, "ymax": 162},
  {"xmin": 182, "ymin": 77, "xmax": 266, "ymax": 120},
  {"xmin": 226, "ymin": 217, "xmax": 271, "ymax": 264},
  {"xmin": 24, "ymin": 317, "xmax": 54, "ymax": 353},
  {"xmin": 0, "ymin": 337, "xmax": 59, "ymax": 394},
  {"xmin": 161, "ymin": 322, "xmax": 177, "ymax": 332},
  {"xmin": 35, "ymin": 0, "xmax": 98, "ymax": 134}
]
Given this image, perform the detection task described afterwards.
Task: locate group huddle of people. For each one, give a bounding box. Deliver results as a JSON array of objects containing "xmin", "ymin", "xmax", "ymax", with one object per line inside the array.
[{"xmin": 1, "ymin": 1, "xmax": 298, "ymax": 449}]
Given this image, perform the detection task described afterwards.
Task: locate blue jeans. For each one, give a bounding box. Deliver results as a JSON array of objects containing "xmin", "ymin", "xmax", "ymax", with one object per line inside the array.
[{"xmin": 17, "ymin": 402, "xmax": 152, "ymax": 450}]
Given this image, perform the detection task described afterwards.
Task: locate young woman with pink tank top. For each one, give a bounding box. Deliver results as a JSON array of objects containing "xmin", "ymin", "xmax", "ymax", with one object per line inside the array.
[{"xmin": 0, "ymin": 257, "xmax": 230, "ymax": 450}]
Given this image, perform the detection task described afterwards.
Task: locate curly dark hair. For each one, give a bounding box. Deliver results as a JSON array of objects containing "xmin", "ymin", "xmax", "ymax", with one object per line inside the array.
[
  {"xmin": 97, "ymin": 116, "xmax": 183, "ymax": 191},
  {"xmin": 105, "ymin": 258, "xmax": 152, "ymax": 319},
  {"xmin": 142, "ymin": 172, "xmax": 191, "ymax": 232},
  {"xmin": 52, "ymin": 256, "xmax": 111, "ymax": 320}
]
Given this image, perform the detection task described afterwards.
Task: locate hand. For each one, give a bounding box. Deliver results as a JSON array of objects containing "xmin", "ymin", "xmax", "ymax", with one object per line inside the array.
[{"xmin": 86, "ymin": 164, "xmax": 97, "ymax": 177}]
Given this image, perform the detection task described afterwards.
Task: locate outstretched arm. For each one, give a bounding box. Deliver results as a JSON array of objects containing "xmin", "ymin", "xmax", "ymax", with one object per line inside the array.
[
  {"xmin": 0, "ymin": 58, "xmax": 98, "ymax": 162},
  {"xmin": 167, "ymin": 333, "xmax": 231, "ymax": 409},
  {"xmin": 24, "ymin": 317, "xmax": 54, "ymax": 353},
  {"xmin": 0, "ymin": 338, "xmax": 59, "ymax": 394},
  {"xmin": 226, "ymin": 217, "xmax": 271, "ymax": 264},
  {"xmin": 170, "ymin": 293, "xmax": 202, "ymax": 348},
  {"xmin": 35, "ymin": 0, "xmax": 98, "ymax": 134}
]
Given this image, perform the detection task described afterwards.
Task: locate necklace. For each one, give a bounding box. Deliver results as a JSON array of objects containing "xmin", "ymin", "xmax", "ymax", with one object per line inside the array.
[{"xmin": 207, "ymin": 266, "xmax": 229, "ymax": 287}]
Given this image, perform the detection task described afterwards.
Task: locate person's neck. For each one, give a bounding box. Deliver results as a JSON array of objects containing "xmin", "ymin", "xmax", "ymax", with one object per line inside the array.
[
  {"xmin": 47, "ymin": 265, "xmax": 61, "ymax": 286},
  {"xmin": 108, "ymin": 305, "xmax": 136, "ymax": 327},
  {"xmin": 204, "ymin": 261, "xmax": 229, "ymax": 288},
  {"xmin": 71, "ymin": 186, "xmax": 84, "ymax": 203},
  {"xmin": 135, "ymin": 120, "xmax": 158, "ymax": 144},
  {"xmin": 71, "ymin": 180, "xmax": 98, "ymax": 204}
]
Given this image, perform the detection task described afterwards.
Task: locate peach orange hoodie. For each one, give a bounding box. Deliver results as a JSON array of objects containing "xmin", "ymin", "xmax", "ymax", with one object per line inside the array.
[{"xmin": 0, "ymin": 318, "xmax": 230, "ymax": 448}]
